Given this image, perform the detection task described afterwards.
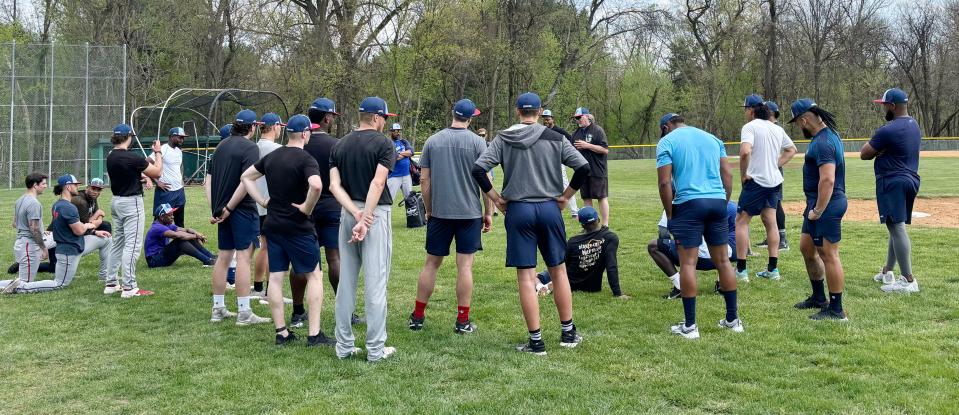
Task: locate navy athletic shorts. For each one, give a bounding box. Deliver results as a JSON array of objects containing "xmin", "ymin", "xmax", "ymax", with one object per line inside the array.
[
  {"xmin": 312, "ymin": 210, "xmax": 341, "ymax": 249},
  {"xmin": 425, "ymin": 217, "xmax": 483, "ymax": 257},
  {"xmin": 658, "ymin": 238, "xmax": 717, "ymax": 271},
  {"xmin": 876, "ymin": 176, "xmax": 919, "ymax": 224},
  {"xmin": 737, "ymin": 179, "xmax": 782, "ymax": 216},
  {"xmin": 265, "ymin": 232, "xmax": 320, "ymax": 274},
  {"xmin": 154, "ymin": 188, "xmax": 186, "ymax": 211},
  {"xmin": 668, "ymin": 198, "xmax": 728, "ymax": 249},
  {"xmin": 504, "ymin": 201, "xmax": 566, "ymax": 268},
  {"xmin": 802, "ymin": 196, "xmax": 847, "ymax": 246},
  {"xmin": 217, "ymin": 209, "xmax": 260, "ymax": 251}
]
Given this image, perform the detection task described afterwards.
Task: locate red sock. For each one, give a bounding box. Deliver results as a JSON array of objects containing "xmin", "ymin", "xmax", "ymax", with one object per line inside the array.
[
  {"xmin": 457, "ymin": 305, "xmax": 470, "ymax": 323},
  {"xmin": 413, "ymin": 300, "xmax": 427, "ymax": 319}
]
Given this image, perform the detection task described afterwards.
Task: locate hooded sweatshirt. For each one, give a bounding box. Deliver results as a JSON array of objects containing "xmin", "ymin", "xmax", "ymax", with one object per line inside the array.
[{"xmin": 474, "ymin": 123, "xmax": 588, "ymax": 202}]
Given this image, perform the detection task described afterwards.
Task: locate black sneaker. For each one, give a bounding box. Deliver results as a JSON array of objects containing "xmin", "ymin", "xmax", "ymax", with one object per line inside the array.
[
  {"xmin": 351, "ymin": 313, "xmax": 365, "ymax": 326},
  {"xmin": 560, "ymin": 328, "xmax": 583, "ymax": 348},
  {"xmin": 275, "ymin": 330, "xmax": 297, "ymax": 345},
  {"xmin": 290, "ymin": 313, "xmax": 307, "ymax": 328},
  {"xmin": 793, "ymin": 296, "xmax": 829, "ymax": 310},
  {"xmin": 454, "ymin": 320, "xmax": 476, "ymax": 334},
  {"xmin": 779, "ymin": 239, "xmax": 790, "ymax": 251},
  {"xmin": 755, "ymin": 239, "xmax": 769, "ymax": 248},
  {"xmin": 6, "ymin": 262, "xmax": 18, "ymax": 274},
  {"xmin": 664, "ymin": 287, "xmax": 681, "ymax": 300},
  {"xmin": 810, "ymin": 308, "xmax": 848, "ymax": 321},
  {"xmin": 408, "ymin": 313, "xmax": 424, "ymax": 331},
  {"xmin": 306, "ymin": 331, "xmax": 336, "ymax": 347},
  {"xmin": 516, "ymin": 339, "xmax": 547, "ymax": 356}
]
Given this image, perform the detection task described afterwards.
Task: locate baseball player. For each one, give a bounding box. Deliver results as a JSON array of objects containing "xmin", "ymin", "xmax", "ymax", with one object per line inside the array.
[
  {"xmin": 152, "ymin": 127, "xmax": 188, "ymax": 227},
  {"xmin": 251, "ymin": 113, "xmax": 285, "ymax": 299},
  {"xmin": 1, "ymin": 172, "xmax": 49, "ymax": 293}
]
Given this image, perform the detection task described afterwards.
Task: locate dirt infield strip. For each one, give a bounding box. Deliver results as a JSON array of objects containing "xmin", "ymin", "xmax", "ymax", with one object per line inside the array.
[{"xmin": 783, "ymin": 198, "xmax": 959, "ymax": 228}]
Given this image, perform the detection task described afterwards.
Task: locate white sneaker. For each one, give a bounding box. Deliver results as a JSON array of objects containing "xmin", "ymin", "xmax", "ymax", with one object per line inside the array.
[
  {"xmin": 236, "ymin": 310, "xmax": 271, "ymax": 326},
  {"xmin": 880, "ymin": 277, "xmax": 919, "ymax": 293},
  {"xmin": 226, "ymin": 283, "xmax": 236, "ymax": 290},
  {"xmin": 337, "ymin": 347, "xmax": 364, "ymax": 360},
  {"xmin": 874, "ymin": 269, "xmax": 896, "ymax": 284},
  {"xmin": 250, "ymin": 290, "xmax": 266, "ymax": 300},
  {"xmin": 120, "ymin": 288, "xmax": 154, "ymax": 298},
  {"xmin": 2, "ymin": 278, "xmax": 21, "ymax": 294},
  {"xmin": 210, "ymin": 307, "xmax": 236, "ymax": 322},
  {"xmin": 103, "ymin": 284, "xmax": 122, "ymax": 295},
  {"xmin": 718, "ymin": 318, "xmax": 745, "ymax": 333},
  {"xmin": 258, "ymin": 297, "xmax": 293, "ymax": 305},
  {"xmin": 670, "ymin": 322, "xmax": 700, "ymax": 340},
  {"xmin": 369, "ymin": 346, "xmax": 397, "ymax": 362}
]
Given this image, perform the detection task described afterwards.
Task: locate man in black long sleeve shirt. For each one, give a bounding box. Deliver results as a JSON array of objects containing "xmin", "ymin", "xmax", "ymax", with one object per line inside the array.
[{"xmin": 536, "ymin": 207, "xmax": 624, "ymax": 298}]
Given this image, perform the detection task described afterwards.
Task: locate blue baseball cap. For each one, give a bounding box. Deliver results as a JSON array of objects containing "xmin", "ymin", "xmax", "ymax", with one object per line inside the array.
[
  {"xmin": 577, "ymin": 206, "xmax": 599, "ymax": 225},
  {"xmin": 874, "ymin": 88, "xmax": 908, "ymax": 104},
  {"xmin": 113, "ymin": 123, "xmax": 134, "ymax": 136},
  {"xmin": 788, "ymin": 98, "xmax": 817, "ymax": 123},
  {"xmin": 285, "ymin": 114, "xmax": 317, "ymax": 133},
  {"xmin": 453, "ymin": 99, "xmax": 481, "ymax": 118},
  {"xmin": 515, "ymin": 92, "xmax": 542, "ymax": 110},
  {"xmin": 309, "ymin": 98, "xmax": 339, "ymax": 115},
  {"xmin": 743, "ymin": 94, "xmax": 764, "ymax": 107},
  {"xmin": 57, "ymin": 174, "xmax": 82, "ymax": 187},
  {"xmin": 659, "ymin": 112, "xmax": 680, "ymax": 127},
  {"xmin": 88, "ymin": 178, "xmax": 105, "ymax": 189},
  {"xmin": 764, "ymin": 101, "xmax": 779, "ymax": 114},
  {"xmin": 219, "ymin": 124, "xmax": 233, "ymax": 139},
  {"xmin": 235, "ymin": 109, "xmax": 258, "ymax": 124},
  {"xmin": 573, "ymin": 107, "xmax": 590, "ymax": 118},
  {"xmin": 154, "ymin": 203, "xmax": 178, "ymax": 217},
  {"xmin": 260, "ymin": 113, "xmax": 285, "ymax": 127},
  {"xmin": 359, "ymin": 97, "xmax": 397, "ymax": 117}
]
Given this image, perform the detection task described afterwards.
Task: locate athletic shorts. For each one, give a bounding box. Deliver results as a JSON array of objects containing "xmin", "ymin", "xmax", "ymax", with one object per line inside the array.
[
  {"xmin": 312, "ymin": 210, "xmax": 341, "ymax": 249},
  {"xmin": 802, "ymin": 197, "xmax": 847, "ymax": 246},
  {"xmin": 154, "ymin": 188, "xmax": 186, "ymax": 210},
  {"xmin": 504, "ymin": 201, "xmax": 566, "ymax": 268},
  {"xmin": 265, "ymin": 232, "xmax": 320, "ymax": 274},
  {"xmin": 668, "ymin": 198, "xmax": 728, "ymax": 248},
  {"xmin": 580, "ymin": 177, "xmax": 609, "ymax": 199},
  {"xmin": 425, "ymin": 217, "xmax": 483, "ymax": 257},
  {"xmin": 658, "ymin": 238, "xmax": 718, "ymax": 271},
  {"xmin": 876, "ymin": 177, "xmax": 919, "ymax": 224},
  {"xmin": 217, "ymin": 209, "xmax": 260, "ymax": 251},
  {"xmin": 737, "ymin": 180, "xmax": 782, "ymax": 216}
]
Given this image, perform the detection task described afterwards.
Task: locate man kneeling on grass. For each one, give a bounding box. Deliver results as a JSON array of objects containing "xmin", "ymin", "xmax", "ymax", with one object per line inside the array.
[
  {"xmin": 534, "ymin": 207, "xmax": 625, "ymax": 299},
  {"xmin": 145, "ymin": 203, "xmax": 215, "ymax": 268}
]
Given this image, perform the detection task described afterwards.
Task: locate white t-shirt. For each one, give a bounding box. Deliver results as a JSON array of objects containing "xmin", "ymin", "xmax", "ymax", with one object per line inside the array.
[
  {"xmin": 255, "ymin": 139, "xmax": 283, "ymax": 216},
  {"xmin": 151, "ymin": 144, "xmax": 183, "ymax": 191},
  {"xmin": 740, "ymin": 119, "xmax": 795, "ymax": 188},
  {"xmin": 659, "ymin": 211, "xmax": 730, "ymax": 259}
]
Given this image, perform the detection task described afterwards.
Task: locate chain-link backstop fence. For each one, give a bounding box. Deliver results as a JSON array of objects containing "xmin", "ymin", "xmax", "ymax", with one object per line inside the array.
[{"xmin": 0, "ymin": 41, "xmax": 126, "ymax": 188}]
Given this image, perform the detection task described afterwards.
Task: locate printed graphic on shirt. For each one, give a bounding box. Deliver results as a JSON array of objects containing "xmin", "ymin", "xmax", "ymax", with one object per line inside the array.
[{"xmin": 577, "ymin": 238, "xmax": 604, "ymax": 270}]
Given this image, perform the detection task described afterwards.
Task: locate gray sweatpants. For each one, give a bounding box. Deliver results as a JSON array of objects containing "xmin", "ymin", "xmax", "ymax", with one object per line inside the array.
[
  {"xmin": 334, "ymin": 203, "xmax": 392, "ymax": 360},
  {"xmin": 82, "ymin": 234, "xmax": 113, "ymax": 281},
  {"xmin": 387, "ymin": 175, "xmax": 412, "ymax": 202},
  {"xmin": 13, "ymin": 237, "xmax": 42, "ymax": 282},
  {"xmin": 15, "ymin": 253, "xmax": 81, "ymax": 293},
  {"xmin": 106, "ymin": 196, "xmax": 145, "ymax": 290}
]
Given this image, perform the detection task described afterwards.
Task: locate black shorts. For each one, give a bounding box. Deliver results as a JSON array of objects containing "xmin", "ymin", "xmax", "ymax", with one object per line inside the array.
[
  {"xmin": 425, "ymin": 217, "xmax": 483, "ymax": 257},
  {"xmin": 312, "ymin": 210, "xmax": 341, "ymax": 249},
  {"xmin": 737, "ymin": 180, "xmax": 782, "ymax": 216},
  {"xmin": 259, "ymin": 215, "xmax": 267, "ymax": 232},
  {"xmin": 581, "ymin": 177, "xmax": 609, "ymax": 199},
  {"xmin": 265, "ymin": 232, "xmax": 320, "ymax": 274}
]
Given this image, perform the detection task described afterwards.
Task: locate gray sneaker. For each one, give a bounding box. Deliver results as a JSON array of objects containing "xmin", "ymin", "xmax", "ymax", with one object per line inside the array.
[
  {"xmin": 337, "ymin": 347, "xmax": 364, "ymax": 360},
  {"xmin": 2, "ymin": 278, "xmax": 21, "ymax": 294},
  {"xmin": 368, "ymin": 346, "xmax": 397, "ymax": 363},
  {"xmin": 210, "ymin": 307, "xmax": 236, "ymax": 323},
  {"xmin": 236, "ymin": 310, "xmax": 271, "ymax": 326}
]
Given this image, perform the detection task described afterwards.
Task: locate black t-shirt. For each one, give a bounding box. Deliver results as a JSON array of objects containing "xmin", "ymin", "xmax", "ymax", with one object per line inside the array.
[
  {"xmin": 330, "ymin": 130, "xmax": 396, "ymax": 205},
  {"xmin": 209, "ymin": 136, "xmax": 258, "ymax": 214},
  {"xmin": 72, "ymin": 192, "xmax": 98, "ymax": 224},
  {"xmin": 571, "ymin": 123, "xmax": 609, "ymax": 178},
  {"xmin": 106, "ymin": 149, "xmax": 149, "ymax": 196},
  {"xmin": 254, "ymin": 146, "xmax": 321, "ymax": 236},
  {"xmin": 304, "ymin": 131, "xmax": 341, "ymax": 212},
  {"xmin": 566, "ymin": 227, "xmax": 620, "ymax": 296}
]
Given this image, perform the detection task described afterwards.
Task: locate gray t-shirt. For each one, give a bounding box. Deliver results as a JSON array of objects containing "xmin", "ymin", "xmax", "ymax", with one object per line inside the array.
[
  {"xmin": 419, "ymin": 128, "xmax": 488, "ymax": 219},
  {"xmin": 255, "ymin": 139, "xmax": 283, "ymax": 216},
  {"xmin": 15, "ymin": 194, "xmax": 43, "ymax": 239}
]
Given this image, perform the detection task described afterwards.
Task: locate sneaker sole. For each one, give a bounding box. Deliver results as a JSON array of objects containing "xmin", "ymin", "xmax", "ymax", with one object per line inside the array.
[
  {"xmin": 559, "ymin": 342, "xmax": 581, "ymax": 348},
  {"xmin": 516, "ymin": 349, "xmax": 547, "ymax": 356}
]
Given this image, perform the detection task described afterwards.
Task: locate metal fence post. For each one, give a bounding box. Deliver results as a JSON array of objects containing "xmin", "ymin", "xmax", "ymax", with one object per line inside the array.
[
  {"xmin": 84, "ymin": 42, "xmax": 90, "ymax": 183},
  {"xmin": 47, "ymin": 44, "xmax": 54, "ymax": 179},
  {"xmin": 122, "ymin": 44, "xmax": 127, "ymax": 123},
  {"xmin": 7, "ymin": 40, "xmax": 15, "ymax": 188}
]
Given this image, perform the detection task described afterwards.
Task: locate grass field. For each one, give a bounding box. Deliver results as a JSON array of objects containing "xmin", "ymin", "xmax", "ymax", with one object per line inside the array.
[{"xmin": 1, "ymin": 157, "xmax": 958, "ymax": 414}]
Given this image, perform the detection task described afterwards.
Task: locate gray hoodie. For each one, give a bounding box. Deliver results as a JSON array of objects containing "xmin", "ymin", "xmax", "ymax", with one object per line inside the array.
[{"xmin": 475, "ymin": 123, "xmax": 588, "ymax": 202}]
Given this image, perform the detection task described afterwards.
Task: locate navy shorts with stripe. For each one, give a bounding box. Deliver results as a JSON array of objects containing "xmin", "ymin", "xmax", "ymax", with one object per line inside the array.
[
  {"xmin": 425, "ymin": 217, "xmax": 483, "ymax": 257},
  {"xmin": 737, "ymin": 179, "xmax": 782, "ymax": 216},
  {"xmin": 217, "ymin": 209, "xmax": 260, "ymax": 251},
  {"xmin": 668, "ymin": 198, "xmax": 728, "ymax": 248},
  {"xmin": 876, "ymin": 177, "xmax": 919, "ymax": 224},
  {"xmin": 802, "ymin": 197, "xmax": 847, "ymax": 246},
  {"xmin": 312, "ymin": 210, "xmax": 341, "ymax": 249},
  {"xmin": 504, "ymin": 201, "xmax": 566, "ymax": 268},
  {"xmin": 265, "ymin": 232, "xmax": 320, "ymax": 273}
]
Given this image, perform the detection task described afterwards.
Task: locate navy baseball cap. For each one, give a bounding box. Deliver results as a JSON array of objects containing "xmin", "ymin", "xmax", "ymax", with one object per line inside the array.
[
  {"xmin": 516, "ymin": 92, "xmax": 542, "ymax": 110},
  {"xmin": 873, "ymin": 88, "xmax": 908, "ymax": 104},
  {"xmin": 577, "ymin": 206, "xmax": 599, "ymax": 225},
  {"xmin": 788, "ymin": 98, "xmax": 817, "ymax": 123},
  {"xmin": 235, "ymin": 109, "xmax": 258, "ymax": 124},
  {"xmin": 261, "ymin": 113, "xmax": 285, "ymax": 126},
  {"xmin": 453, "ymin": 99, "xmax": 481, "ymax": 118},
  {"xmin": 88, "ymin": 178, "xmax": 105, "ymax": 188},
  {"xmin": 743, "ymin": 94, "xmax": 764, "ymax": 107},
  {"xmin": 219, "ymin": 124, "xmax": 233, "ymax": 139},
  {"xmin": 154, "ymin": 203, "xmax": 178, "ymax": 217},
  {"xmin": 765, "ymin": 101, "xmax": 779, "ymax": 114},
  {"xmin": 285, "ymin": 114, "xmax": 316, "ymax": 133},
  {"xmin": 57, "ymin": 174, "xmax": 82, "ymax": 187},
  {"xmin": 113, "ymin": 123, "xmax": 134, "ymax": 136},
  {"xmin": 659, "ymin": 112, "xmax": 680, "ymax": 127},
  {"xmin": 310, "ymin": 98, "xmax": 339, "ymax": 115},
  {"xmin": 573, "ymin": 107, "xmax": 590, "ymax": 118},
  {"xmin": 168, "ymin": 127, "xmax": 187, "ymax": 137},
  {"xmin": 359, "ymin": 96, "xmax": 397, "ymax": 117}
]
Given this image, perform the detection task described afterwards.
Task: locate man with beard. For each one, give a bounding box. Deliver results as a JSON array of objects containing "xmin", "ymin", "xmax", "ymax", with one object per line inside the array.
[
  {"xmin": 152, "ymin": 127, "xmax": 188, "ymax": 227},
  {"xmin": 571, "ymin": 108, "xmax": 610, "ymax": 226},
  {"xmin": 860, "ymin": 88, "xmax": 922, "ymax": 293},
  {"xmin": 542, "ymin": 109, "xmax": 579, "ymax": 217}
]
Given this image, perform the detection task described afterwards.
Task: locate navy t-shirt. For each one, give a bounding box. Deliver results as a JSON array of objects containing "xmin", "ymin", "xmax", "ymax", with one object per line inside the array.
[
  {"xmin": 803, "ymin": 128, "xmax": 846, "ymax": 201},
  {"xmin": 51, "ymin": 199, "xmax": 83, "ymax": 255},
  {"xmin": 389, "ymin": 138, "xmax": 412, "ymax": 178},
  {"xmin": 868, "ymin": 116, "xmax": 921, "ymax": 182}
]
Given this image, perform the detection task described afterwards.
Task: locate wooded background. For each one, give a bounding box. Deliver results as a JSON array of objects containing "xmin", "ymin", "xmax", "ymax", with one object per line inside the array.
[{"xmin": 3, "ymin": 0, "xmax": 958, "ymax": 143}]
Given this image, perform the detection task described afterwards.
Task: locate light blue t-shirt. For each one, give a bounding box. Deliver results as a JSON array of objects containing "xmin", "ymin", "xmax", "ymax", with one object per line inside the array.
[{"xmin": 656, "ymin": 126, "xmax": 728, "ymax": 204}]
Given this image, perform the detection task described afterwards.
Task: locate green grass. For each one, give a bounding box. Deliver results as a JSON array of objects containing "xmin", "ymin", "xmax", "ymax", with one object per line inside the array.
[{"xmin": 1, "ymin": 157, "xmax": 958, "ymax": 414}]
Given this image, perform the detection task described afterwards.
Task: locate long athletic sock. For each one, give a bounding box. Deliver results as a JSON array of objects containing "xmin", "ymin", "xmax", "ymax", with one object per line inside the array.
[
  {"xmin": 669, "ymin": 272, "xmax": 681, "ymax": 289},
  {"xmin": 529, "ymin": 328, "xmax": 542, "ymax": 341},
  {"xmin": 413, "ymin": 300, "xmax": 427, "ymax": 319},
  {"xmin": 829, "ymin": 292, "xmax": 843, "ymax": 313},
  {"xmin": 681, "ymin": 296, "xmax": 696, "ymax": 327},
  {"xmin": 560, "ymin": 319, "xmax": 574, "ymax": 332},
  {"xmin": 293, "ymin": 304, "xmax": 305, "ymax": 315},
  {"xmin": 457, "ymin": 306, "xmax": 470, "ymax": 323},
  {"xmin": 811, "ymin": 279, "xmax": 826, "ymax": 303},
  {"xmin": 736, "ymin": 259, "xmax": 747, "ymax": 273},
  {"xmin": 768, "ymin": 257, "xmax": 778, "ymax": 272},
  {"xmin": 720, "ymin": 290, "xmax": 738, "ymax": 322},
  {"xmin": 253, "ymin": 281, "xmax": 264, "ymax": 292},
  {"xmin": 213, "ymin": 295, "xmax": 225, "ymax": 308},
  {"xmin": 237, "ymin": 296, "xmax": 251, "ymax": 312}
]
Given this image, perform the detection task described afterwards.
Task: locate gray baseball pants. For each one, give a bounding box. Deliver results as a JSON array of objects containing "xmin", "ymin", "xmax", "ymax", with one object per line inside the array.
[{"xmin": 106, "ymin": 196, "xmax": 145, "ymax": 290}]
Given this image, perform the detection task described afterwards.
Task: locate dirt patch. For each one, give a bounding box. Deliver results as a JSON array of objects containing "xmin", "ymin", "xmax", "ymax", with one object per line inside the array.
[{"xmin": 783, "ymin": 197, "xmax": 959, "ymax": 228}]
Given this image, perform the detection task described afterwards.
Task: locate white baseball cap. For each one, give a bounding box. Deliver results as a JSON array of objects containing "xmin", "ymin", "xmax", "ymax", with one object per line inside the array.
[
  {"xmin": 542, "ymin": 109, "xmax": 553, "ymax": 117},
  {"xmin": 391, "ymin": 123, "xmax": 403, "ymax": 131}
]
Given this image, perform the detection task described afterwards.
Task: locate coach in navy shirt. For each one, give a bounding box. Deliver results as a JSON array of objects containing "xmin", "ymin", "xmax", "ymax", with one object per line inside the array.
[{"xmin": 860, "ymin": 88, "xmax": 922, "ymax": 293}]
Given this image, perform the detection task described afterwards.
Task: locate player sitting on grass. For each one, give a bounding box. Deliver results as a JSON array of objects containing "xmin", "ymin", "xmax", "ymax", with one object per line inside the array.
[
  {"xmin": 534, "ymin": 207, "xmax": 625, "ymax": 299},
  {"xmin": 144, "ymin": 203, "xmax": 215, "ymax": 268}
]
